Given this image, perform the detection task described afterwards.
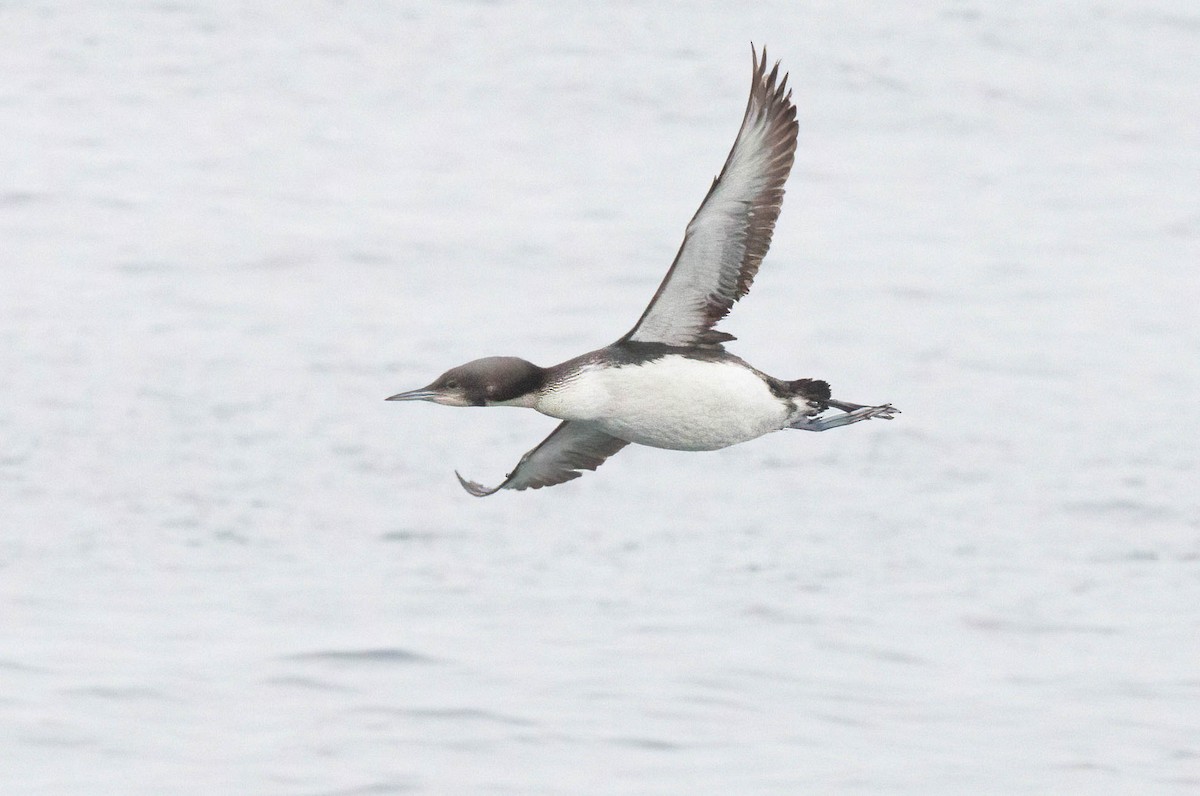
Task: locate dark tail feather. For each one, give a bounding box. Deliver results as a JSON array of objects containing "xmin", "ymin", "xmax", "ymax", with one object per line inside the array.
[{"xmin": 788, "ymin": 378, "xmax": 830, "ymax": 410}]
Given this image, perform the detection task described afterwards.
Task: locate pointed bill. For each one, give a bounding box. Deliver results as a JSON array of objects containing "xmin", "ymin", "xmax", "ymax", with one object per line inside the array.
[
  {"xmin": 385, "ymin": 388, "xmax": 438, "ymax": 402},
  {"xmin": 456, "ymin": 421, "xmax": 629, "ymax": 497},
  {"xmin": 621, "ymin": 45, "xmax": 798, "ymax": 348}
]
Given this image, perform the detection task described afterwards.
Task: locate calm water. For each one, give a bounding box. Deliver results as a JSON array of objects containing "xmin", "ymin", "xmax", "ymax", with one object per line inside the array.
[{"xmin": 3, "ymin": 2, "xmax": 1198, "ymax": 793}]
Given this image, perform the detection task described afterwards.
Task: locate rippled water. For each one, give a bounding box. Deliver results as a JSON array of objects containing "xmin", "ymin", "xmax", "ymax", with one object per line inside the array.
[{"xmin": 3, "ymin": 2, "xmax": 1199, "ymax": 793}]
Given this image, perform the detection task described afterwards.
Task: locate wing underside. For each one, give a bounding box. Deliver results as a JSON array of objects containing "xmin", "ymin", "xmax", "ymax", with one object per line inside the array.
[
  {"xmin": 456, "ymin": 420, "xmax": 629, "ymax": 497},
  {"xmin": 621, "ymin": 45, "xmax": 799, "ymax": 348}
]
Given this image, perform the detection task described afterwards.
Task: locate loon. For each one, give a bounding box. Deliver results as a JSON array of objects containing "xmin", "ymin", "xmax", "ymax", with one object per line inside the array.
[{"xmin": 388, "ymin": 46, "xmax": 898, "ymax": 496}]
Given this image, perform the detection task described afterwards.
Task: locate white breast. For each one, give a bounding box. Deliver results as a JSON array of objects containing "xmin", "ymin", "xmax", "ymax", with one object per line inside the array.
[{"xmin": 535, "ymin": 356, "xmax": 792, "ymax": 451}]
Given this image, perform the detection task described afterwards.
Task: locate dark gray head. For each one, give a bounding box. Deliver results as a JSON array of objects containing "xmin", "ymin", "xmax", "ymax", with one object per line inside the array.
[{"xmin": 386, "ymin": 356, "xmax": 546, "ymax": 407}]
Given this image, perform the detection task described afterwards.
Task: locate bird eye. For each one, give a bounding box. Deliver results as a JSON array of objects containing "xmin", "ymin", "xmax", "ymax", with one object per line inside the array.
[{"xmin": 445, "ymin": 379, "xmax": 459, "ymax": 389}]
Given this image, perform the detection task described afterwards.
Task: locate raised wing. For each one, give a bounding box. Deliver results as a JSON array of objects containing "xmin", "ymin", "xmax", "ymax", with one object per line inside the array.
[
  {"xmin": 621, "ymin": 45, "xmax": 798, "ymax": 347},
  {"xmin": 455, "ymin": 421, "xmax": 629, "ymax": 497}
]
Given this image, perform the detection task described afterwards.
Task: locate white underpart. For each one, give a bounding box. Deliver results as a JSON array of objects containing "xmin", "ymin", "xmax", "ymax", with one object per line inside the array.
[{"xmin": 534, "ymin": 356, "xmax": 794, "ymax": 451}]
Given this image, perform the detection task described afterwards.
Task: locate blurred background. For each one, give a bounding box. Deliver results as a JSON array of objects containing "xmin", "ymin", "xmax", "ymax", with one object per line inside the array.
[{"xmin": 2, "ymin": 1, "xmax": 1198, "ymax": 793}]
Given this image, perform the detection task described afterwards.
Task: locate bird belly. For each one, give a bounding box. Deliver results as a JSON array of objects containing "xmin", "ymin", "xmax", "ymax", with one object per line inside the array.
[{"xmin": 535, "ymin": 357, "xmax": 791, "ymax": 451}]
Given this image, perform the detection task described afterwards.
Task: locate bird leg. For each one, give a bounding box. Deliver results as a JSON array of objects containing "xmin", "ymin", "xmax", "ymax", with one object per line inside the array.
[{"xmin": 789, "ymin": 403, "xmax": 899, "ymax": 432}]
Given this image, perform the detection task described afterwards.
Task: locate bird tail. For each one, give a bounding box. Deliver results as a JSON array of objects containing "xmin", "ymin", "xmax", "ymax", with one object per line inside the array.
[{"xmin": 787, "ymin": 378, "xmax": 830, "ymax": 411}]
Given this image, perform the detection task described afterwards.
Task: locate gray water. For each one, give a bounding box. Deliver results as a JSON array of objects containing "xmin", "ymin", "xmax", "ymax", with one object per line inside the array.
[{"xmin": 3, "ymin": 2, "xmax": 1199, "ymax": 793}]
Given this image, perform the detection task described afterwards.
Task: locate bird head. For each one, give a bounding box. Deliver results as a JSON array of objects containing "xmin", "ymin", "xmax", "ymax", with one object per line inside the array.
[{"xmin": 386, "ymin": 357, "xmax": 545, "ymax": 407}]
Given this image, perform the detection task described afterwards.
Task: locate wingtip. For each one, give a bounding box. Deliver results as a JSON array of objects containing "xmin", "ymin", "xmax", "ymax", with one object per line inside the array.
[
  {"xmin": 455, "ymin": 470, "xmax": 500, "ymax": 497},
  {"xmin": 747, "ymin": 44, "xmax": 791, "ymax": 108}
]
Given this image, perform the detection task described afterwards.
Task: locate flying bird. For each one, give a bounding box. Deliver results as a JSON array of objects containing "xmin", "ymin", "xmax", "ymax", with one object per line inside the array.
[{"xmin": 388, "ymin": 46, "xmax": 898, "ymax": 496}]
